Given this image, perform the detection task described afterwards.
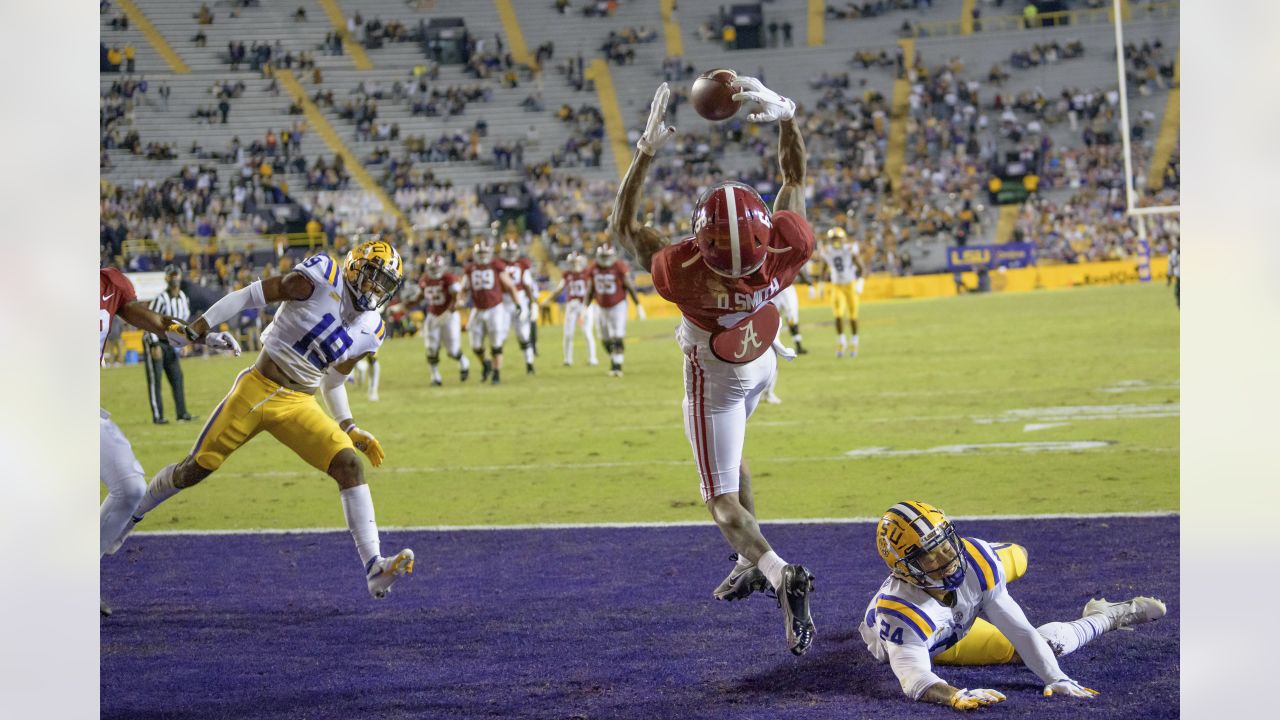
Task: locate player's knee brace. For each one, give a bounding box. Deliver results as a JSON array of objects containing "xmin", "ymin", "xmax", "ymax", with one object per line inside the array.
[
  {"xmin": 427, "ymin": 352, "xmax": 440, "ymax": 364},
  {"xmin": 615, "ymin": 339, "xmax": 624, "ymax": 352},
  {"xmin": 491, "ymin": 347, "xmax": 503, "ymax": 356},
  {"xmin": 449, "ymin": 351, "xmax": 462, "ymax": 360},
  {"xmin": 789, "ymin": 323, "xmax": 800, "ymax": 336},
  {"xmin": 518, "ymin": 339, "xmax": 530, "ymax": 350}
]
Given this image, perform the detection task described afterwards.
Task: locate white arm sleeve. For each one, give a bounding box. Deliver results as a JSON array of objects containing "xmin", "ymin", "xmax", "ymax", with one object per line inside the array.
[
  {"xmin": 320, "ymin": 366, "xmax": 353, "ymax": 425},
  {"xmin": 982, "ymin": 586, "xmax": 1067, "ymax": 684},
  {"xmin": 200, "ymin": 280, "xmax": 267, "ymax": 329},
  {"xmin": 885, "ymin": 640, "xmax": 946, "ymax": 700}
]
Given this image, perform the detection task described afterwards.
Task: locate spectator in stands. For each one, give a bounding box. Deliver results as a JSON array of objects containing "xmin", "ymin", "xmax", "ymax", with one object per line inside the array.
[
  {"xmin": 294, "ymin": 6, "xmax": 306, "ymax": 21},
  {"xmin": 197, "ymin": 3, "xmax": 213, "ymax": 25}
]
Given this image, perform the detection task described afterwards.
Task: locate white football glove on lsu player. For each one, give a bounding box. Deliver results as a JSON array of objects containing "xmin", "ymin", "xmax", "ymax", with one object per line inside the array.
[
  {"xmin": 730, "ymin": 76, "xmax": 796, "ymax": 123},
  {"xmin": 636, "ymin": 82, "xmax": 676, "ymax": 156},
  {"xmin": 949, "ymin": 688, "xmax": 1007, "ymax": 711},
  {"xmin": 165, "ymin": 322, "xmax": 242, "ymax": 356},
  {"xmin": 1043, "ymin": 678, "xmax": 1099, "ymax": 698}
]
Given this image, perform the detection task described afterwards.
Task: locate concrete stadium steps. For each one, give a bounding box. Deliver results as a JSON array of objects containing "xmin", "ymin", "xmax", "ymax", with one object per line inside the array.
[
  {"xmin": 100, "ymin": 11, "xmax": 169, "ymax": 75},
  {"xmin": 337, "ymin": 0, "xmax": 510, "ymax": 61},
  {"xmin": 131, "ymin": 0, "xmax": 358, "ymax": 75},
  {"xmin": 100, "ymin": 72, "xmax": 331, "ymax": 189}
]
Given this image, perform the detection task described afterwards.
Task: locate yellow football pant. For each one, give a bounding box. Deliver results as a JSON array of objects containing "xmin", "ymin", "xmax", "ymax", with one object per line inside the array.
[
  {"xmin": 831, "ymin": 284, "xmax": 860, "ymax": 321},
  {"xmin": 190, "ymin": 367, "xmax": 354, "ymax": 473},
  {"xmin": 934, "ymin": 543, "xmax": 1029, "ymax": 666}
]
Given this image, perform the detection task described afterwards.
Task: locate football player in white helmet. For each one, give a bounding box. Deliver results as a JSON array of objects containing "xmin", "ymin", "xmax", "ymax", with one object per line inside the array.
[
  {"xmin": 861, "ymin": 501, "xmax": 1166, "ymax": 711},
  {"xmin": 107, "ymin": 240, "xmax": 415, "ymax": 600}
]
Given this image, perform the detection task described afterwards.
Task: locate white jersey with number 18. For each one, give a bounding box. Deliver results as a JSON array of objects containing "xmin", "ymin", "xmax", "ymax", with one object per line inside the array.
[{"xmin": 260, "ymin": 255, "xmax": 386, "ymax": 389}]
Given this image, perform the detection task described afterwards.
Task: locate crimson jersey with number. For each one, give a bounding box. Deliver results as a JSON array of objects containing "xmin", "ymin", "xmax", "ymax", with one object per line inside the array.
[
  {"xmin": 100, "ymin": 267, "xmax": 137, "ymax": 358},
  {"xmin": 562, "ymin": 270, "xmax": 590, "ymax": 303},
  {"xmin": 465, "ymin": 262, "xmax": 506, "ymax": 310},
  {"xmin": 419, "ymin": 272, "xmax": 461, "ymax": 316},
  {"xmin": 651, "ymin": 210, "xmax": 814, "ymax": 332},
  {"xmin": 498, "ymin": 257, "xmax": 533, "ymax": 294},
  {"xmin": 589, "ymin": 261, "xmax": 629, "ymax": 308}
]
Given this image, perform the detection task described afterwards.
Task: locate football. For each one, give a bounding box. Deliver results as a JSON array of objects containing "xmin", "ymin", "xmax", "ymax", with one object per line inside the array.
[{"xmin": 691, "ymin": 69, "xmax": 742, "ymax": 121}]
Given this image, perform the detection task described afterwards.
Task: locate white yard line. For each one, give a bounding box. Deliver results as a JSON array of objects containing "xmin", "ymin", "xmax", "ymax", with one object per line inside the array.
[{"xmin": 138, "ymin": 511, "xmax": 1180, "ymax": 537}]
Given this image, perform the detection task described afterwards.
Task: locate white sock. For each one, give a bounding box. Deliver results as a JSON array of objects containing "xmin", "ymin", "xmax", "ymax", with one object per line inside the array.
[
  {"xmin": 100, "ymin": 474, "xmax": 146, "ymax": 556},
  {"xmin": 430, "ymin": 363, "xmax": 441, "ymax": 382},
  {"xmin": 611, "ymin": 352, "xmax": 623, "ymax": 366},
  {"xmin": 369, "ymin": 361, "xmax": 381, "ymax": 394},
  {"xmin": 1036, "ymin": 615, "xmax": 1112, "ymax": 657},
  {"xmin": 564, "ymin": 335, "xmax": 573, "ymax": 363},
  {"xmin": 340, "ymin": 484, "xmax": 381, "ymax": 570},
  {"xmin": 838, "ymin": 334, "xmax": 848, "ymax": 349},
  {"xmin": 757, "ymin": 550, "xmax": 787, "ymax": 590},
  {"xmin": 851, "ymin": 334, "xmax": 860, "ymax": 352},
  {"xmin": 793, "ymin": 332, "xmax": 803, "ymax": 344},
  {"xmin": 134, "ymin": 463, "xmax": 182, "ymax": 518},
  {"xmin": 457, "ymin": 353, "xmax": 470, "ymax": 371},
  {"xmin": 525, "ymin": 346, "xmax": 535, "ymax": 364},
  {"xmin": 735, "ymin": 553, "xmax": 754, "ymax": 569}
]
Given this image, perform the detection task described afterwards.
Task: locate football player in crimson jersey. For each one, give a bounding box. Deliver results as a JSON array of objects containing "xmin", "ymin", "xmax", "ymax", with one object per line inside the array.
[
  {"xmin": 99, "ymin": 267, "xmax": 241, "ymax": 616},
  {"xmin": 539, "ymin": 252, "xmax": 599, "ymax": 366},
  {"xmin": 107, "ymin": 241, "xmax": 417, "ymax": 601},
  {"xmin": 498, "ymin": 240, "xmax": 541, "ymax": 375},
  {"xmin": 584, "ymin": 244, "xmax": 644, "ymax": 377},
  {"xmin": 609, "ymin": 79, "xmax": 817, "ymax": 655},
  {"xmin": 419, "ymin": 254, "xmax": 471, "ymax": 385},
  {"xmin": 461, "ymin": 241, "xmax": 526, "ymax": 384}
]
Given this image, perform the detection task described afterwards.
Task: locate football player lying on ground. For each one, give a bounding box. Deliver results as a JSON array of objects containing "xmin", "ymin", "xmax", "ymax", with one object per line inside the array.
[
  {"xmin": 105, "ymin": 240, "xmax": 415, "ymax": 599},
  {"xmin": 862, "ymin": 501, "xmax": 1166, "ymax": 710},
  {"xmin": 609, "ymin": 78, "xmax": 816, "ymax": 655}
]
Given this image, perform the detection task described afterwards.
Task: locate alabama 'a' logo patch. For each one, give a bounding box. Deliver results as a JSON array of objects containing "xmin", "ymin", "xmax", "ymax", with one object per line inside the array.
[{"xmin": 710, "ymin": 303, "xmax": 780, "ymax": 364}]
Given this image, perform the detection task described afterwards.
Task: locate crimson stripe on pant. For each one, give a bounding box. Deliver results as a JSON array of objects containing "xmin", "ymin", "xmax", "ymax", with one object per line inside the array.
[{"xmin": 691, "ymin": 348, "xmax": 713, "ymax": 498}]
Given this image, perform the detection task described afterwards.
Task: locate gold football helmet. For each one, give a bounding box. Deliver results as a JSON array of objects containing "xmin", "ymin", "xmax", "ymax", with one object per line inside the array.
[
  {"xmin": 343, "ymin": 239, "xmax": 404, "ymax": 311},
  {"xmin": 826, "ymin": 227, "xmax": 848, "ymax": 242},
  {"xmin": 876, "ymin": 501, "xmax": 965, "ymax": 590}
]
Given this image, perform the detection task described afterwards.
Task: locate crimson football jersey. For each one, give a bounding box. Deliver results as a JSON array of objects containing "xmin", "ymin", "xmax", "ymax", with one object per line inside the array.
[
  {"xmin": 419, "ymin": 272, "xmax": 460, "ymax": 317},
  {"xmin": 499, "ymin": 257, "xmax": 533, "ymax": 294},
  {"xmin": 589, "ymin": 261, "xmax": 630, "ymax": 308},
  {"xmin": 651, "ymin": 210, "xmax": 814, "ymax": 332},
  {"xmin": 464, "ymin": 262, "xmax": 506, "ymax": 310},
  {"xmin": 99, "ymin": 267, "xmax": 137, "ymax": 358},
  {"xmin": 562, "ymin": 270, "xmax": 590, "ymax": 303}
]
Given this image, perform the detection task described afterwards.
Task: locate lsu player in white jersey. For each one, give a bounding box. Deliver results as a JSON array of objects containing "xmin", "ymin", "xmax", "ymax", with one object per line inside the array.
[
  {"xmin": 107, "ymin": 240, "xmax": 416, "ymax": 599},
  {"xmin": 499, "ymin": 240, "xmax": 540, "ymax": 375},
  {"xmin": 861, "ymin": 501, "xmax": 1166, "ymax": 711},
  {"xmin": 419, "ymin": 253, "xmax": 471, "ymax": 385},
  {"xmin": 539, "ymin": 251, "xmax": 598, "ymax": 367},
  {"xmin": 817, "ymin": 227, "xmax": 866, "ymax": 358}
]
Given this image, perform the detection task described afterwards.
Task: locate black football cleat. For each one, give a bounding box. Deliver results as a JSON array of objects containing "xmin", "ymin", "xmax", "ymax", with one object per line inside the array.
[
  {"xmin": 481, "ymin": 360, "xmax": 492, "ymax": 382},
  {"xmin": 460, "ymin": 367, "xmax": 469, "ymax": 382},
  {"xmin": 778, "ymin": 564, "xmax": 815, "ymax": 655},
  {"xmin": 431, "ymin": 378, "xmax": 443, "ymax": 387},
  {"xmin": 713, "ymin": 554, "xmax": 771, "ymax": 601}
]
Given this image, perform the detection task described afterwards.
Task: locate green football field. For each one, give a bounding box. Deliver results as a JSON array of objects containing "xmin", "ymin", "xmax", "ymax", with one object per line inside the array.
[{"xmin": 101, "ymin": 283, "xmax": 1179, "ymax": 530}]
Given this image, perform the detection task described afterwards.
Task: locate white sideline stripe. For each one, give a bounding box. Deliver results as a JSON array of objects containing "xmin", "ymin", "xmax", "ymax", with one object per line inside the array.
[{"xmin": 139, "ymin": 511, "xmax": 1179, "ymax": 537}]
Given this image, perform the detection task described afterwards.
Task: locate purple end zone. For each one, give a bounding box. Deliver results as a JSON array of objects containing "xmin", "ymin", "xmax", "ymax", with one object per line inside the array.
[{"xmin": 102, "ymin": 516, "xmax": 1178, "ymax": 719}]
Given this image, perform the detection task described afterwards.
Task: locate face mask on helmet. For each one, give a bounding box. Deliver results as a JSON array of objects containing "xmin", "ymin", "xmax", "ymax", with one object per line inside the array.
[
  {"xmin": 693, "ymin": 181, "xmax": 773, "ymax": 278},
  {"xmin": 877, "ymin": 501, "xmax": 966, "ymax": 591},
  {"xmin": 345, "ymin": 242, "xmax": 403, "ymax": 312},
  {"xmin": 426, "ymin": 256, "xmax": 446, "ymax": 279},
  {"xmin": 473, "ymin": 243, "xmax": 494, "ymax": 264},
  {"xmin": 500, "ymin": 242, "xmax": 519, "ymax": 262},
  {"xmin": 596, "ymin": 245, "xmax": 616, "ymax": 266},
  {"xmin": 569, "ymin": 253, "xmax": 587, "ymax": 272}
]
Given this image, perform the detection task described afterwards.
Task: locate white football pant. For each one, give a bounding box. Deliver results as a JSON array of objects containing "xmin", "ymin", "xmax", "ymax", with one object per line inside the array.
[
  {"xmin": 469, "ymin": 306, "xmax": 510, "ymax": 350},
  {"xmin": 681, "ymin": 347, "xmax": 776, "ymax": 502},
  {"xmin": 562, "ymin": 300, "xmax": 597, "ymax": 365},
  {"xmin": 100, "ymin": 409, "xmax": 146, "ymax": 556}
]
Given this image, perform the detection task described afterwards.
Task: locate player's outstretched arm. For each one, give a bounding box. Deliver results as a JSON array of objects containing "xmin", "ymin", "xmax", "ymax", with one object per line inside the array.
[
  {"xmin": 322, "ymin": 353, "xmax": 384, "ymax": 467},
  {"xmin": 730, "ymin": 76, "xmax": 806, "ymax": 220},
  {"xmin": 983, "ymin": 587, "xmax": 1095, "ymax": 698},
  {"xmin": 117, "ymin": 301, "xmax": 184, "ymax": 337},
  {"xmin": 886, "ymin": 641, "xmax": 1005, "ymax": 711},
  {"xmin": 611, "ymin": 83, "xmax": 675, "ymax": 273}
]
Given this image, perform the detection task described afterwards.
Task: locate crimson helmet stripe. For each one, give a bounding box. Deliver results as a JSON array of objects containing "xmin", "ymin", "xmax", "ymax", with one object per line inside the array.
[{"xmin": 724, "ymin": 186, "xmax": 742, "ymax": 277}]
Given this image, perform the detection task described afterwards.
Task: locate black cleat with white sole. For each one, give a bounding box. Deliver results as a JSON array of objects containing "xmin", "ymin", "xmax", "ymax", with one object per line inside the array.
[{"xmin": 778, "ymin": 564, "xmax": 815, "ymax": 655}]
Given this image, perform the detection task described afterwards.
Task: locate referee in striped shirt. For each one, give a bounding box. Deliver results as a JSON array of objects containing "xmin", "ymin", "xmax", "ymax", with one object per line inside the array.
[{"xmin": 143, "ymin": 265, "xmax": 196, "ymax": 424}]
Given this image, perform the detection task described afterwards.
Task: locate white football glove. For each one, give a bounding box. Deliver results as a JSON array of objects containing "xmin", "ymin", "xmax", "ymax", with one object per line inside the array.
[
  {"xmin": 636, "ymin": 82, "xmax": 676, "ymax": 156},
  {"xmin": 855, "ymin": 277, "xmax": 866, "ymax": 294},
  {"xmin": 204, "ymin": 331, "xmax": 242, "ymax": 356},
  {"xmin": 635, "ymin": 304, "xmax": 646, "ymax": 321},
  {"xmin": 950, "ymin": 688, "xmax": 1007, "ymax": 711},
  {"xmin": 772, "ymin": 339, "xmax": 797, "ymax": 362},
  {"xmin": 730, "ymin": 75, "xmax": 795, "ymax": 123},
  {"xmin": 1043, "ymin": 679, "xmax": 1099, "ymax": 698}
]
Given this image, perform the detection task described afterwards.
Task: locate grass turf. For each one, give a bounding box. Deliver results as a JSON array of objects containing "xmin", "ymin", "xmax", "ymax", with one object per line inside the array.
[{"xmin": 100, "ymin": 283, "xmax": 1179, "ymax": 530}]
